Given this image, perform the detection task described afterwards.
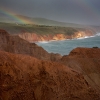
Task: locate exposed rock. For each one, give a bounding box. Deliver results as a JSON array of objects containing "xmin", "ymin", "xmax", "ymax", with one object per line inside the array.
[
  {"xmin": 0, "ymin": 50, "xmax": 100, "ymax": 100},
  {"xmin": 0, "ymin": 29, "xmax": 61, "ymax": 61},
  {"xmin": 72, "ymin": 30, "xmax": 94, "ymax": 39},
  {"xmin": 69, "ymin": 47, "xmax": 100, "ymax": 58},
  {"xmin": 0, "ymin": 29, "xmax": 100, "ymax": 99},
  {"xmin": 60, "ymin": 47, "xmax": 100, "ymax": 93},
  {"xmin": 93, "ymin": 47, "xmax": 98, "ymax": 48},
  {"xmin": 18, "ymin": 30, "xmax": 94, "ymax": 42}
]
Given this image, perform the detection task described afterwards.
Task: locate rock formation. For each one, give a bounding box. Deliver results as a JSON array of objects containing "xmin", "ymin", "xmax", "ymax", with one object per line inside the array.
[
  {"xmin": 0, "ymin": 29, "xmax": 100, "ymax": 100},
  {"xmin": 18, "ymin": 30, "xmax": 94, "ymax": 42},
  {"xmin": 60, "ymin": 47, "xmax": 100, "ymax": 93},
  {"xmin": 0, "ymin": 22, "xmax": 97, "ymax": 42},
  {"xmin": 0, "ymin": 29, "xmax": 61, "ymax": 61},
  {"xmin": 0, "ymin": 50, "xmax": 100, "ymax": 100}
]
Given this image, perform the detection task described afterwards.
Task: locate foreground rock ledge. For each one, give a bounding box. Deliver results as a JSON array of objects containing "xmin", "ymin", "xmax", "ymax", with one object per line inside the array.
[
  {"xmin": 0, "ymin": 51, "xmax": 100, "ymax": 100},
  {"xmin": 60, "ymin": 47, "xmax": 100, "ymax": 93},
  {"xmin": 0, "ymin": 29, "xmax": 61, "ymax": 61}
]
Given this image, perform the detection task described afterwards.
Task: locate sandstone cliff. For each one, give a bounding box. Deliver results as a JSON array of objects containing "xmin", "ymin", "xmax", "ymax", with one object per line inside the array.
[
  {"xmin": 60, "ymin": 47, "xmax": 100, "ymax": 93},
  {"xmin": 0, "ymin": 22, "xmax": 97, "ymax": 42},
  {"xmin": 18, "ymin": 30, "xmax": 94, "ymax": 42},
  {"xmin": 0, "ymin": 50, "xmax": 100, "ymax": 100},
  {"xmin": 0, "ymin": 29, "xmax": 61, "ymax": 61},
  {"xmin": 1, "ymin": 29, "xmax": 100, "ymax": 99},
  {"xmin": 0, "ymin": 23, "xmax": 95, "ymax": 42}
]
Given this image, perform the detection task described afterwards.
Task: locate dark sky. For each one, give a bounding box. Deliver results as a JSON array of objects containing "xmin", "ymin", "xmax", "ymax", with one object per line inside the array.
[{"xmin": 0, "ymin": 0, "xmax": 100, "ymax": 25}]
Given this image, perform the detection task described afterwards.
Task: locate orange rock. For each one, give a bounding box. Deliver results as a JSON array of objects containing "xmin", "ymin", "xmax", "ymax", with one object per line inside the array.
[
  {"xmin": 0, "ymin": 29, "xmax": 61, "ymax": 61},
  {"xmin": 0, "ymin": 50, "xmax": 100, "ymax": 100},
  {"xmin": 18, "ymin": 29, "xmax": 94, "ymax": 42},
  {"xmin": 69, "ymin": 47, "xmax": 100, "ymax": 58},
  {"xmin": 60, "ymin": 47, "xmax": 100, "ymax": 93}
]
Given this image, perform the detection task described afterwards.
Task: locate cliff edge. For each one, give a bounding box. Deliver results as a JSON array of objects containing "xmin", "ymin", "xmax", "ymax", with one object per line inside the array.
[
  {"xmin": 60, "ymin": 47, "xmax": 100, "ymax": 93},
  {"xmin": 0, "ymin": 29, "xmax": 61, "ymax": 61},
  {"xmin": 0, "ymin": 29, "xmax": 100, "ymax": 99},
  {"xmin": 0, "ymin": 50, "xmax": 100, "ymax": 100}
]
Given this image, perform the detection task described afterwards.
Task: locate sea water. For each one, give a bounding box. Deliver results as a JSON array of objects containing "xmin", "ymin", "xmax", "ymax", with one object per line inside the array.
[{"xmin": 36, "ymin": 33, "xmax": 100, "ymax": 55}]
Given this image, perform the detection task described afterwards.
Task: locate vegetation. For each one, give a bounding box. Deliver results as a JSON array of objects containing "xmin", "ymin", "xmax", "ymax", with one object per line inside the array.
[{"xmin": 0, "ymin": 22, "xmax": 78, "ymax": 35}]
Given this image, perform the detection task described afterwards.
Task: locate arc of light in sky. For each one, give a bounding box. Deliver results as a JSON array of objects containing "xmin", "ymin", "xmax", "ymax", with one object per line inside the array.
[{"xmin": 0, "ymin": 7, "xmax": 33, "ymax": 24}]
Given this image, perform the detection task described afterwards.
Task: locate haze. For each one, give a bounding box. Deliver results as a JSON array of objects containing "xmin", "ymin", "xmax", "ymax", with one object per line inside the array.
[{"xmin": 0, "ymin": 0, "xmax": 100, "ymax": 25}]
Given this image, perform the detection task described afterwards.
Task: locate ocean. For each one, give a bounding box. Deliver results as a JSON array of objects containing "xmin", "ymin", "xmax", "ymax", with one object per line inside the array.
[{"xmin": 36, "ymin": 33, "xmax": 100, "ymax": 55}]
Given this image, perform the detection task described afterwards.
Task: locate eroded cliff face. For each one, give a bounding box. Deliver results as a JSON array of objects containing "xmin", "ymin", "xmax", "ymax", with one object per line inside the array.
[
  {"xmin": 60, "ymin": 47, "xmax": 100, "ymax": 93},
  {"xmin": 1, "ymin": 29, "xmax": 100, "ymax": 99},
  {"xmin": 72, "ymin": 30, "xmax": 94, "ymax": 38},
  {"xmin": 1, "ymin": 50, "xmax": 100, "ymax": 100},
  {"xmin": 0, "ymin": 29, "xmax": 61, "ymax": 61},
  {"xmin": 18, "ymin": 30, "xmax": 94, "ymax": 42}
]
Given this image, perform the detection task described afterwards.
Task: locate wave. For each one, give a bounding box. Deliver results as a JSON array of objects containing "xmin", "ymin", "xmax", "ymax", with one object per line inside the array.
[
  {"xmin": 37, "ymin": 39, "xmax": 65, "ymax": 43},
  {"xmin": 36, "ymin": 34, "xmax": 99, "ymax": 43},
  {"xmin": 38, "ymin": 41, "xmax": 49, "ymax": 43},
  {"xmin": 76, "ymin": 35, "xmax": 96, "ymax": 40},
  {"xmin": 77, "ymin": 37, "xmax": 88, "ymax": 40},
  {"xmin": 95, "ymin": 33, "xmax": 100, "ymax": 36}
]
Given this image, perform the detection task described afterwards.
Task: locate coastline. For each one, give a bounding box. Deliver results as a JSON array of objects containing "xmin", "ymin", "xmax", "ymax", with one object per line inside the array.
[
  {"xmin": 1, "ymin": 29, "xmax": 100, "ymax": 99},
  {"xmin": 34, "ymin": 34, "xmax": 96, "ymax": 44},
  {"xmin": 36, "ymin": 35, "xmax": 100, "ymax": 56}
]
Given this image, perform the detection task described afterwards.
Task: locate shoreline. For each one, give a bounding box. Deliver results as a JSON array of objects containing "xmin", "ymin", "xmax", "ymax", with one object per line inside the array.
[{"xmin": 34, "ymin": 34, "xmax": 97, "ymax": 43}]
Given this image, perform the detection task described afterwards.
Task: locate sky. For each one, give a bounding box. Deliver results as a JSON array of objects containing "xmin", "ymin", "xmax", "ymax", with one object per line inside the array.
[{"xmin": 0, "ymin": 0, "xmax": 100, "ymax": 25}]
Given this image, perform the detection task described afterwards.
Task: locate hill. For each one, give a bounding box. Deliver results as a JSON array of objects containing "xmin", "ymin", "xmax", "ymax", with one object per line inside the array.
[
  {"xmin": 60, "ymin": 47, "xmax": 100, "ymax": 93},
  {"xmin": 0, "ymin": 22, "xmax": 96, "ymax": 42},
  {"xmin": 0, "ymin": 14, "xmax": 100, "ymax": 42},
  {"xmin": 0, "ymin": 14, "xmax": 86, "ymax": 28},
  {"xmin": 0, "ymin": 29, "xmax": 61, "ymax": 61},
  {"xmin": 1, "ymin": 50, "xmax": 100, "ymax": 100},
  {"xmin": 0, "ymin": 29, "xmax": 100, "ymax": 99}
]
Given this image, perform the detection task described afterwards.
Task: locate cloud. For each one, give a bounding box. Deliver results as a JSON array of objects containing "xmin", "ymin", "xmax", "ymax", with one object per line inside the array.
[{"xmin": 0, "ymin": 0, "xmax": 100, "ymax": 25}]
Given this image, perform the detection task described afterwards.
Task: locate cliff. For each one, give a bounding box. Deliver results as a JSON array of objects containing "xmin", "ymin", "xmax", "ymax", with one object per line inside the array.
[
  {"xmin": 0, "ymin": 22, "xmax": 95, "ymax": 42},
  {"xmin": 0, "ymin": 50, "xmax": 100, "ymax": 100},
  {"xmin": 60, "ymin": 47, "xmax": 100, "ymax": 93},
  {"xmin": 18, "ymin": 30, "xmax": 94, "ymax": 42},
  {"xmin": 0, "ymin": 29, "xmax": 61, "ymax": 61},
  {"xmin": 1, "ymin": 29, "xmax": 100, "ymax": 99}
]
